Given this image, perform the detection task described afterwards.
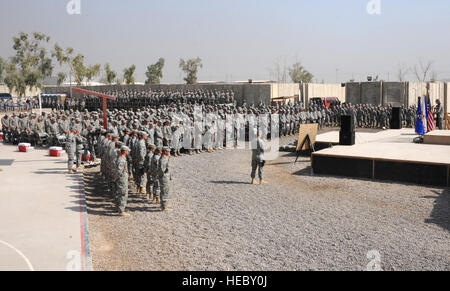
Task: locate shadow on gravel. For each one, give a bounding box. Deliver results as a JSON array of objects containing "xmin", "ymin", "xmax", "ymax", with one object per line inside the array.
[
  {"xmin": 425, "ymin": 188, "xmax": 450, "ymax": 232},
  {"xmin": 33, "ymin": 170, "xmax": 67, "ymax": 175},
  {"xmin": 81, "ymin": 167, "xmax": 162, "ymax": 216},
  {"xmin": 210, "ymin": 180, "xmax": 250, "ymax": 185},
  {"xmin": 294, "ymin": 166, "xmax": 314, "ymax": 176}
]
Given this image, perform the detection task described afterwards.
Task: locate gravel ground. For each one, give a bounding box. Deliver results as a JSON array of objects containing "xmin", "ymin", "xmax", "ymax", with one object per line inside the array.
[{"xmin": 84, "ymin": 135, "xmax": 450, "ymax": 271}]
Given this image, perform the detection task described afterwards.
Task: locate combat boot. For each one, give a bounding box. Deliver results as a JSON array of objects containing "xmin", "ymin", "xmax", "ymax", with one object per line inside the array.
[
  {"xmin": 251, "ymin": 179, "xmax": 258, "ymax": 185},
  {"xmin": 148, "ymin": 192, "xmax": 153, "ymax": 200},
  {"xmin": 189, "ymin": 150, "xmax": 193, "ymax": 156},
  {"xmin": 153, "ymin": 197, "xmax": 160, "ymax": 205},
  {"xmin": 162, "ymin": 204, "xmax": 173, "ymax": 212},
  {"xmin": 259, "ymin": 179, "xmax": 268, "ymax": 185},
  {"xmin": 68, "ymin": 169, "xmax": 74, "ymax": 174}
]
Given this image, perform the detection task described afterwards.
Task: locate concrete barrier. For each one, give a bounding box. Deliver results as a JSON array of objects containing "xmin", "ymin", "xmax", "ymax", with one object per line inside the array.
[
  {"xmin": 383, "ymin": 82, "xmax": 407, "ymax": 106},
  {"xmin": 302, "ymin": 83, "xmax": 346, "ymax": 104}
]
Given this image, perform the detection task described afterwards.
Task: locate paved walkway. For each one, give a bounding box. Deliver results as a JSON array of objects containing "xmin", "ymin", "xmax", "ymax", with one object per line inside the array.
[{"xmin": 0, "ymin": 143, "xmax": 91, "ymax": 271}]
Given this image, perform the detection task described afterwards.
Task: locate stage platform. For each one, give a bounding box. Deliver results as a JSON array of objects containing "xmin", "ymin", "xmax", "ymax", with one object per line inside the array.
[
  {"xmin": 312, "ymin": 129, "xmax": 450, "ymax": 186},
  {"xmin": 424, "ymin": 130, "xmax": 450, "ymax": 145}
]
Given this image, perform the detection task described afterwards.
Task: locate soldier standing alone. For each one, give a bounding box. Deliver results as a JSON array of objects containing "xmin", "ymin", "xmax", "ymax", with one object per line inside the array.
[
  {"xmin": 115, "ymin": 146, "xmax": 131, "ymax": 216},
  {"xmin": 251, "ymin": 132, "xmax": 267, "ymax": 185},
  {"xmin": 158, "ymin": 147, "xmax": 172, "ymax": 211}
]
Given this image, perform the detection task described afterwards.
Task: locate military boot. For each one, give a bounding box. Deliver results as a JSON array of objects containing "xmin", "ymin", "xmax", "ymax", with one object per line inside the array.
[
  {"xmin": 162, "ymin": 203, "xmax": 173, "ymax": 212},
  {"xmin": 259, "ymin": 179, "xmax": 268, "ymax": 185},
  {"xmin": 251, "ymin": 179, "xmax": 258, "ymax": 185}
]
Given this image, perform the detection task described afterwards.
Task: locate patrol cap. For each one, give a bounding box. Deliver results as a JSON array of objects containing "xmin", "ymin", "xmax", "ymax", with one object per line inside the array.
[{"xmin": 121, "ymin": 146, "xmax": 130, "ymax": 152}]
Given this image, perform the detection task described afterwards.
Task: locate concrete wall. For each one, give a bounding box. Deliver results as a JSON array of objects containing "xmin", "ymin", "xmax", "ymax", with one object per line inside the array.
[
  {"xmin": 345, "ymin": 82, "xmax": 361, "ymax": 104},
  {"xmin": 270, "ymin": 83, "xmax": 300, "ymax": 99},
  {"xmin": 302, "ymin": 83, "xmax": 346, "ymax": 104},
  {"xmin": 360, "ymin": 82, "xmax": 383, "ymax": 105},
  {"xmin": 429, "ymin": 82, "xmax": 445, "ymax": 105},
  {"xmin": 445, "ymin": 83, "xmax": 449, "ymax": 117},
  {"xmin": 383, "ymin": 82, "xmax": 406, "ymax": 106},
  {"xmin": 407, "ymin": 82, "xmax": 445, "ymax": 107},
  {"xmin": 345, "ymin": 81, "xmax": 447, "ymax": 107},
  {"xmin": 0, "ymin": 84, "xmax": 41, "ymax": 97},
  {"xmin": 407, "ymin": 82, "xmax": 427, "ymax": 107}
]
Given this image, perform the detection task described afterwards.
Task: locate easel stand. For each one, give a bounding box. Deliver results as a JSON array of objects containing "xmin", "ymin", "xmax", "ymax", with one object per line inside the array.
[{"xmin": 295, "ymin": 134, "xmax": 315, "ymax": 163}]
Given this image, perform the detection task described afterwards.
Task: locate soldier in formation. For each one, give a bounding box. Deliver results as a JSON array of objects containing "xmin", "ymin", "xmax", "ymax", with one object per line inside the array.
[{"xmin": 2, "ymin": 91, "xmax": 426, "ymax": 215}]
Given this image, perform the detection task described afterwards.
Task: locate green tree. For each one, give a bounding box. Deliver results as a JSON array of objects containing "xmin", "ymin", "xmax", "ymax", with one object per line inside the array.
[
  {"xmin": 123, "ymin": 65, "xmax": 136, "ymax": 85},
  {"xmin": 85, "ymin": 64, "xmax": 101, "ymax": 85},
  {"xmin": 4, "ymin": 62, "xmax": 25, "ymax": 95},
  {"xmin": 288, "ymin": 62, "xmax": 313, "ymax": 83},
  {"xmin": 57, "ymin": 72, "xmax": 67, "ymax": 86},
  {"xmin": 179, "ymin": 57, "xmax": 202, "ymax": 84},
  {"xmin": 72, "ymin": 54, "xmax": 87, "ymax": 85},
  {"xmin": 104, "ymin": 63, "xmax": 117, "ymax": 85},
  {"xmin": 6, "ymin": 32, "xmax": 53, "ymax": 96},
  {"xmin": 0, "ymin": 57, "xmax": 5, "ymax": 83},
  {"xmin": 52, "ymin": 44, "xmax": 86, "ymax": 85},
  {"xmin": 145, "ymin": 58, "xmax": 165, "ymax": 84}
]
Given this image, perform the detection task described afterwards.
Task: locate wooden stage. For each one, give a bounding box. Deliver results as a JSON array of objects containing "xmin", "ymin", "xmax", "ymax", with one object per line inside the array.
[
  {"xmin": 312, "ymin": 129, "xmax": 450, "ymax": 186},
  {"xmin": 424, "ymin": 130, "xmax": 450, "ymax": 145}
]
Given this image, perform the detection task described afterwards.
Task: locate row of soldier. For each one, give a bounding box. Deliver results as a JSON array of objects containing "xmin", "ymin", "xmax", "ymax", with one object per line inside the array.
[
  {"xmin": 0, "ymin": 97, "xmax": 38, "ymax": 112},
  {"xmin": 97, "ymin": 129, "xmax": 172, "ymax": 215},
  {"xmin": 2, "ymin": 101, "xmax": 412, "ymax": 150},
  {"xmin": 42, "ymin": 88, "xmax": 236, "ymax": 111}
]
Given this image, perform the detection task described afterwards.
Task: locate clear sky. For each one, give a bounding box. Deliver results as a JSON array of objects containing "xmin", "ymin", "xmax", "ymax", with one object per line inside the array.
[{"xmin": 1, "ymin": 0, "xmax": 449, "ymax": 83}]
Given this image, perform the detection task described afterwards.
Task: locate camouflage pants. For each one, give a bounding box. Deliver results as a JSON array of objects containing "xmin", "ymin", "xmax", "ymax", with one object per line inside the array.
[
  {"xmin": 135, "ymin": 165, "xmax": 146, "ymax": 188},
  {"xmin": 251, "ymin": 159, "xmax": 264, "ymax": 180},
  {"xmin": 153, "ymin": 178, "xmax": 160, "ymax": 199},
  {"xmin": 117, "ymin": 179, "xmax": 129, "ymax": 213},
  {"xmin": 67, "ymin": 150, "xmax": 75, "ymax": 170},
  {"xmin": 159, "ymin": 178, "xmax": 170, "ymax": 208},
  {"xmin": 146, "ymin": 173, "xmax": 154, "ymax": 194}
]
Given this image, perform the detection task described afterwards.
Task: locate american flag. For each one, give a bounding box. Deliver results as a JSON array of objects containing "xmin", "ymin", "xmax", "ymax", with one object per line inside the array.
[{"xmin": 426, "ymin": 96, "xmax": 435, "ymax": 132}]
